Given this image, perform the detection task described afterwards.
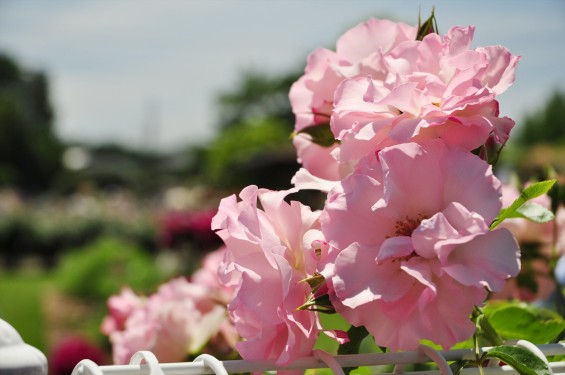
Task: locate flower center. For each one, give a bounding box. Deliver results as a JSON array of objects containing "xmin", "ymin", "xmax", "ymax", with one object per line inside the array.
[
  {"xmin": 392, "ymin": 214, "xmax": 427, "ymax": 237},
  {"xmin": 381, "ymin": 214, "xmax": 429, "ymax": 263},
  {"xmin": 392, "ymin": 251, "xmax": 418, "ymax": 263}
]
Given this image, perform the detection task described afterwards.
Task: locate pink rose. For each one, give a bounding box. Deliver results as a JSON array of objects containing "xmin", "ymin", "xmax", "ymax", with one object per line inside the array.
[
  {"xmin": 107, "ymin": 307, "xmax": 159, "ymax": 365},
  {"xmin": 332, "ymin": 25, "xmax": 519, "ymax": 165},
  {"xmin": 212, "ymin": 185, "xmax": 325, "ymax": 365},
  {"xmin": 290, "ymin": 19, "xmax": 519, "ymax": 188},
  {"xmin": 290, "ymin": 18, "xmax": 417, "ymax": 186},
  {"xmin": 292, "ymin": 133, "xmax": 342, "ymax": 183},
  {"xmin": 105, "ymin": 278, "xmax": 230, "ymax": 364},
  {"xmin": 290, "ymin": 18, "xmax": 417, "ymax": 131},
  {"xmin": 320, "ymin": 140, "xmax": 520, "ymax": 350},
  {"xmin": 101, "ymin": 288, "xmax": 145, "ymax": 335},
  {"xmin": 192, "ymin": 246, "xmax": 234, "ymax": 305}
]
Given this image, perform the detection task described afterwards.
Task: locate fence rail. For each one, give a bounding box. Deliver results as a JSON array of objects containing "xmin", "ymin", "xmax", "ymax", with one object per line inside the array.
[{"xmin": 72, "ymin": 342, "xmax": 565, "ymax": 375}]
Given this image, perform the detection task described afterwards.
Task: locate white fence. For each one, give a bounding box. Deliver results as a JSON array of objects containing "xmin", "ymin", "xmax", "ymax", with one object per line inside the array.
[{"xmin": 72, "ymin": 342, "xmax": 565, "ymax": 375}]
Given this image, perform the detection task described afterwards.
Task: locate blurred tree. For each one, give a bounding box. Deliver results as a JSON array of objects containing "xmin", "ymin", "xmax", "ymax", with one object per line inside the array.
[
  {"xmin": 199, "ymin": 68, "xmax": 303, "ymax": 191},
  {"xmin": 199, "ymin": 67, "xmax": 326, "ymax": 208},
  {"xmin": 0, "ymin": 53, "xmax": 63, "ymax": 192},
  {"xmin": 515, "ymin": 91, "xmax": 565, "ymax": 146},
  {"xmin": 504, "ymin": 91, "xmax": 565, "ymax": 180},
  {"xmin": 216, "ymin": 68, "xmax": 300, "ymax": 132}
]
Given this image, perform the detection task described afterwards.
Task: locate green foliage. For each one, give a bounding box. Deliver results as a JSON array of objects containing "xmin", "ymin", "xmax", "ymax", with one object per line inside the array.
[
  {"xmin": 490, "ymin": 179, "xmax": 556, "ymax": 229},
  {"xmin": 0, "ymin": 273, "xmax": 49, "ymax": 351},
  {"xmin": 204, "ymin": 117, "xmax": 296, "ymax": 189},
  {"xmin": 55, "ymin": 237, "xmax": 165, "ymax": 300},
  {"xmin": 204, "ymin": 68, "xmax": 307, "ymax": 190},
  {"xmin": 483, "ymin": 302, "xmax": 565, "ymax": 344},
  {"xmin": 0, "ymin": 206, "xmax": 158, "ymax": 269},
  {"xmin": 451, "ymin": 304, "xmax": 561, "ymax": 374},
  {"xmin": 459, "ymin": 302, "xmax": 565, "ymax": 350}
]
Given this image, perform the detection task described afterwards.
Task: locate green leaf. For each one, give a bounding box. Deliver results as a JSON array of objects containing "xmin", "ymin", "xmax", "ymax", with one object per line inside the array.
[
  {"xmin": 483, "ymin": 345, "xmax": 550, "ymax": 375},
  {"xmin": 295, "ymin": 124, "xmax": 338, "ymax": 147},
  {"xmin": 338, "ymin": 325, "xmax": 369, "ymax": 356},
  {"xmin": 338, "ymin": 325, "xmax": 369, "ymax": 375},
  {"xmin": 522, "ymin": 179, "xmax": 558, "ymax": 200},
  {"xmin": 490, "ymin": 179, "xmax": 556, "ymax": 229},
  {"xmin": 485, "ymin": 302, "xmax": 565, "ymax": 344},
  {"xmin": 510, "ymin": 202, "xmax": 555, "ymax": 223}
]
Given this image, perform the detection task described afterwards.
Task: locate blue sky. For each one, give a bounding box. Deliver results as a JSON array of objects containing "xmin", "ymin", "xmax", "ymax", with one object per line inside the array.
[{"xmin": 0, "ymin": 0, "xmax": 564, "ymax": 152}]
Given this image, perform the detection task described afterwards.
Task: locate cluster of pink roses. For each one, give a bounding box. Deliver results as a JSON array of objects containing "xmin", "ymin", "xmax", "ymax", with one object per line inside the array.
[
  {"xmin": 101, "ymin": 248, "xmax": 238, "ymax": 364},
  {"xmin": 213, "ymin": 16, "xmax": 522, "ymax": 364},
  {"xmin": 291, "ymin": 18, "xmax": 518, "ymax": 191}
]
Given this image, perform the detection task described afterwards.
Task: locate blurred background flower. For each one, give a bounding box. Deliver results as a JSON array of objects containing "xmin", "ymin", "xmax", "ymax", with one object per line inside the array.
[{"xmin": 48, "ymin": 336, "xmax": 106, "ymax": 375}]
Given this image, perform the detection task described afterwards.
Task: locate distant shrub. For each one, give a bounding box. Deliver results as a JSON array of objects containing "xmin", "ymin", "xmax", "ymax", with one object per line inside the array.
[
  {"xmin": 55, "ymin": 237, "xmax": 165, "ymax": 300},
  {"xmin": 0, "ymin": 209, "xmax": 159, "ymax": 269}
]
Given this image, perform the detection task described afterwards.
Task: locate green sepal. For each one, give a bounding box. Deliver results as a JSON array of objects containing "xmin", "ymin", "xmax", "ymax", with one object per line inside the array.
[
  {"xmin": 482, "ymin": 345, "xmax": 551, "ymax": 375},
  {"xmin": 301, "ymin": 272, "xmax": 326, "ymax": 293},
  {"xmin": 416, "ymin": 7, "xmax": 439, "ymax": 41},
  {"xmin": 298, "ymin": 273, "xmax": 336, "ymax": 313},
  {"xmin": 297, "ymin": 293, "xmax": 336, "ymax": 314}
]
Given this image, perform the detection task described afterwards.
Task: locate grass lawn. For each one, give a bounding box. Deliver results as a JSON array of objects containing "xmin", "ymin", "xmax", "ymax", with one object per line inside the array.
[{"xmin": 0, "ymin": 270, "xmax": 51, "ymax": 352}]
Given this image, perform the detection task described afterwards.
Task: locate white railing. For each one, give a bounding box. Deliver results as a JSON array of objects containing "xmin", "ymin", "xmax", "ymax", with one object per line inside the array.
[{"xmin": 72, "ymin": 342, "xmax": 565, "ymax": 375}]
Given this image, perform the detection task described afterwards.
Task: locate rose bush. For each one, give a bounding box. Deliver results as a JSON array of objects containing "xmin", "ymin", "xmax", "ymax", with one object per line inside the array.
[{"xmin": 103, "ymin": 11, "xmax": 565, "ymax": 372}]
